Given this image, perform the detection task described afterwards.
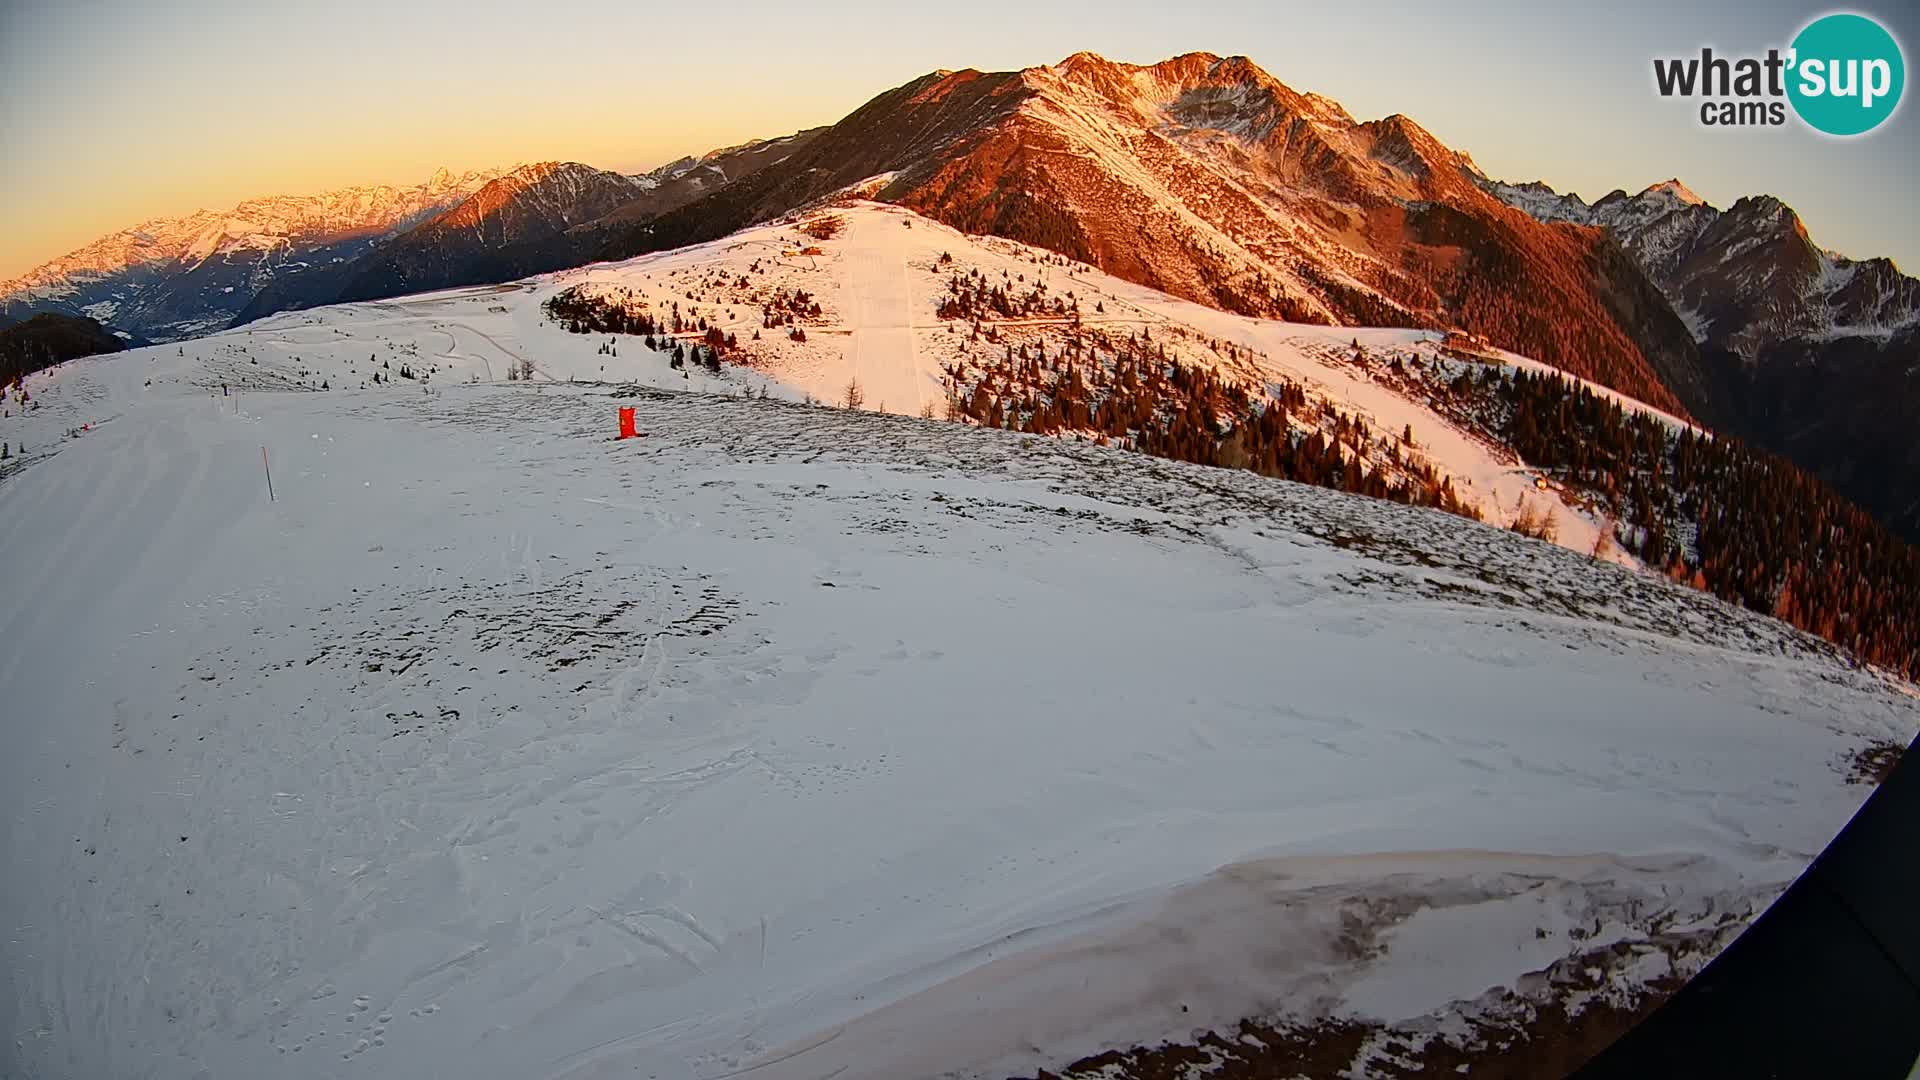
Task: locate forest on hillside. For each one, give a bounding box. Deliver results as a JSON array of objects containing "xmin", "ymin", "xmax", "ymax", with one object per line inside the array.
[
  {"xmin": 1, "ymin": 314, "xmax": 125, "ymax": 388},
  {"xmin": 938, "ymin": 332, "xmax": 1480, "ymax": 521},
  {"xmin": 1443, "ymin": 363, "xmax": 1920, "ymax": 679}
]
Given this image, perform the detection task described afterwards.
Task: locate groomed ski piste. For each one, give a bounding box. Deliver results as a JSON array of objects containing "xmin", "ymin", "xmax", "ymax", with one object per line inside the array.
[{"xmin": 3, "ymin": 203, "xmax": 1916, "ymax": 1079}]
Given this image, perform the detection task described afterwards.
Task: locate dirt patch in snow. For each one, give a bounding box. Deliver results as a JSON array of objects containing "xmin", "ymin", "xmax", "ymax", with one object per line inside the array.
[
  {"xmin": 1019, "ymin": 937, "xmax": 1693, "ymax": 1079},
  {"xmin": 1846, "ymin": 739, "xmax": 1905, "ymax": 786}
]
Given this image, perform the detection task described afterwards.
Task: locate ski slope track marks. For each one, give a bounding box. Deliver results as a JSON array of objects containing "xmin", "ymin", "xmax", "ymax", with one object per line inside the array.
[{"xmin": 1, "ymin": 211, "xmax": 1916, "ymax": 1080}]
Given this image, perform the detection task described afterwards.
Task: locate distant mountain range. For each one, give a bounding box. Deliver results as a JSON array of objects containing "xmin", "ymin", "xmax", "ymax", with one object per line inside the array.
[
  {"xmin": 0, "ymin": 168, "xmax": 499, "ymax": 340},
  {"xmin": 1482, "ymin": 178, "xmax": 1919, "ymax": 353},
  {"xmin": 4, "ymin": 51, "xmax": 1913, "ymax": 536},
  {"xmin": 1481, "ymin": 177, "xmax": 1920, "ymax": 539},
  {"xmin": 228, "ymin": 135, "xmax": 822, "ymax": 324}
]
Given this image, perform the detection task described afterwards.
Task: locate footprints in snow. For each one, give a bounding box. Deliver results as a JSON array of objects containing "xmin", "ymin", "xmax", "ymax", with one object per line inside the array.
[{"xmin": 280, "ymin": 986, "xmax": 441, "ymax": 1060}]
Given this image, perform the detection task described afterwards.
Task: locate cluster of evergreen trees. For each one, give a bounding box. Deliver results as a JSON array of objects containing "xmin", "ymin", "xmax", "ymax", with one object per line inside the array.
[
  {"xmin": 1453, "ymin": 364, "xmax": 1919, "ymax": 678},
  {"xmin": 936, "ymin": 267, "xmax": 1074, "ymax": 322},
  {"xmin": 760, "ymin": 289, "xmax": 822, "ymax": 328},
  {"xmin": 942, "ymin": 331, "xmax": 1477, "ymax": 521},
  {"xmin": 545, "ymin": 287, "xmax": 663, "ymax": 338},
  {"xmin": 667, "ymin": 339, "xmax": 723, "ymax": 373},
  {"xmin": 0, "ymin": 314, "xmax": 126, "ymax": 389},
  {"xmin": 542, "ymin": 287, "xmax": 731, "ymax": 374},
  {"xmin": 546, "ymin": 285, "xmax": 740, "ymax": 339}
]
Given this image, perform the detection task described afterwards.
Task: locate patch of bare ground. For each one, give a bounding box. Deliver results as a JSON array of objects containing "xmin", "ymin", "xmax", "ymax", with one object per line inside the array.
[
  {"xmin": 1846, "ymin": 740, "xmax": 1904, "ymax": 786},
  {"xmin": 1016, "ymin": 940, "xmax": 1698, "ymax": 1080}
]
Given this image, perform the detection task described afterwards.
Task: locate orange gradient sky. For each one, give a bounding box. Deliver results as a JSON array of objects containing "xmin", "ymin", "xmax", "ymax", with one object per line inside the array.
[{"xmin": 3, "ymin": 0, "xmax": 1915, "ymax": 280}]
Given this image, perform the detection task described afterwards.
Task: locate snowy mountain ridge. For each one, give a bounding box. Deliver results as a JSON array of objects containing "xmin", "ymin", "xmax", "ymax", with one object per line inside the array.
[
  {"xmin": 1481, "ymin": 176, "xmax": 1920, "ymax": 352},
  {"xmin": 0, "ymin": 168, "xmax": 501, "ymax": 341},
  {"xmin": 382, "ymin": 164, "xmax": 652, "ymax": 253},
  {"xmin": 601, "ymin": 51, "xmax": 1707, "ymax": 418},
  {"xmin": 0, "ymin": 202, "xmax": 1765, "ymax": 588},
  {"xmin": 1, "ymin": 168, "xmax": 500, "ymax": 298},
  {"xmin": 11, "ymin": 51, "xmax": 1703, "ymax": 417}
]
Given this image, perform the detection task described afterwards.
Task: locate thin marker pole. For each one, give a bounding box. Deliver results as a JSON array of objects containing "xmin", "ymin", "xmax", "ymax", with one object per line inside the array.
[{"xmin": 261, "ymin": 446, "xmax": 275, "ymax": 502}]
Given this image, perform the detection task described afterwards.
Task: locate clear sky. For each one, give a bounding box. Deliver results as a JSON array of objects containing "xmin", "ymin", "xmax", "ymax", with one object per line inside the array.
[{"xmin": 3, "ymin": 0, "xmax": 1915, "ymax": 279}]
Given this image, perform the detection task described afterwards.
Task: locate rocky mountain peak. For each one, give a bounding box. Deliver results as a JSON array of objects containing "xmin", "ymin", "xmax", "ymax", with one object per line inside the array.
[{"xmin": 1641, "ymin": 178, "xmax": 1707, "ymax": 207}]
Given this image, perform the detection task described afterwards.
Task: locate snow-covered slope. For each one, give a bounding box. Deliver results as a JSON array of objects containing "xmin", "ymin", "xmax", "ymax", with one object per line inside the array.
[
  {"xmin": 3, "ymin": 205, "xmax": 1915, "ymax": 1080},
  {"xmin": 11, "ymin": 202, "xmax": 1685, "ymax": 563},
  {"xmin": 0, "ymin": 168, "xmax": 500, "ymax": 342},
  {"xmin": 559, "ymin": 202, "xmax": 1700, "ymax": 561}
]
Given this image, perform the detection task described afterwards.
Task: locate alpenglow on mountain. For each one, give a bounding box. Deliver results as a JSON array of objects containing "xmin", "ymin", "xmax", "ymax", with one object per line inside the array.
[
  {"xmin": 9, "ymin": 51, "xmax": 1918, "ymax": 543},
  {"xmin": 0, "ymin": 168, "xmax": 499, "ymax": 341},
  {"xmin": 0, "ymin": 53, "xmax": 1707, "ymax": 416},
  {"xmin": 226, "ymin": 134, "xmax": 822, "ymax": 327},
  {"xmin": 598, "ymin": 51, "xmax": 1710, "ymax": 417}
]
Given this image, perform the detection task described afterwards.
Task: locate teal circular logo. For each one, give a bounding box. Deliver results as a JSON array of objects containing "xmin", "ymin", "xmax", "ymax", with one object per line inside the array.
[{"xmin": 1788, "ymin": 13, "xmax": 1905, "ymax": 135}]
